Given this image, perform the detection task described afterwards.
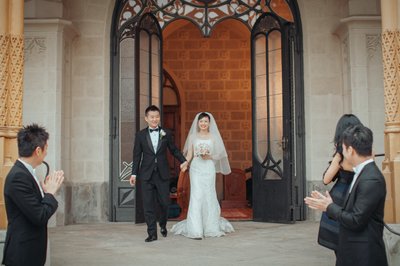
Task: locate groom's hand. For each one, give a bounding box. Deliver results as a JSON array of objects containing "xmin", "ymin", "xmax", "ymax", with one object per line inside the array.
[
  {"xmin": 129, "ymin": 175, "xmax": 136, "ymax": 187},
  {"xmin": 180, "ymin": 161, "xmax": 188, "ymax": 172}
]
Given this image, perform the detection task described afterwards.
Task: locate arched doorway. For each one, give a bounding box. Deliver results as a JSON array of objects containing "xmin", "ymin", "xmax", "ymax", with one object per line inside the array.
[
  {"xmin": 110, "ymin": 0, "xmax": 305, "ymax": 223},
  {"xmin": 162, "ymin": 70, "xmax": 182, "ymax": 189}
]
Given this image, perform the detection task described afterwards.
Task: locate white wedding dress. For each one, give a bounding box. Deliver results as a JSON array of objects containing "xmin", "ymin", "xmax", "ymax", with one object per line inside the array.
[{"xmin": 171, "ymin": 138, "xmax": 234, "ymax": 238}]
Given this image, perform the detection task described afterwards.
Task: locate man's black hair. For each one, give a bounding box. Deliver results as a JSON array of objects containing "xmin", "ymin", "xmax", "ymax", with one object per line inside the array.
[
  {"xmin": 17, "ymin": 124, "xmax": 49, "ymax": 157},
  {"xmin": 145, "ymin": 105, "xmax": 160, "ymax": 116},
  {"xmin": 342, "ymin": 124, "xmax": 373, "ymax": 157}
]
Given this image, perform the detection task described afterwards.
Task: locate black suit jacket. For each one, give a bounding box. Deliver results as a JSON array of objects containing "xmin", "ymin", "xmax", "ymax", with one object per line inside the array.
[
  {"xmin": 327, "ymin": 161, "xmax": 388, "ymax": 266},
  {"xmin": 131, "ymin": 127, "xmax": 186, "ymax": 181},
  {"xmin": 2, "ymin": 160, "xmax": 58, "ymax": 266}
]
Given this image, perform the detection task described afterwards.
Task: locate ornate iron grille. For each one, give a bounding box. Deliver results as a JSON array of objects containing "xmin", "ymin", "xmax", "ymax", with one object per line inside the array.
[{"xmin": 118, "ymin": 0, "xmax": 293, "ymax": 37}]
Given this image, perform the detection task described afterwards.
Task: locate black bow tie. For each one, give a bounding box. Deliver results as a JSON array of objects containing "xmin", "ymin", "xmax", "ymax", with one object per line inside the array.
[{"xmin": 149, "ymin": 128, "xmax": 159, "ymax": 133}]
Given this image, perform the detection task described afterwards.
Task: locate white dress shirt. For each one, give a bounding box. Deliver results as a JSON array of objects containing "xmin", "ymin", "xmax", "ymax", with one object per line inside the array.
[
  {"xmin": 348, "ymin": 158, "xmax": 374, "ymax": 193},
  {"xmin": 149, "ymin": 127, "xmax": 160, "ymax": 152},
  {"xmin": 18, "ymin": 159, "xmax": 44, "ymax": 197}
]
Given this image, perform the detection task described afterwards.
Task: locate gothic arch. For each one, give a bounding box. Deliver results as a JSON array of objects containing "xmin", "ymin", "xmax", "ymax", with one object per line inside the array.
[{"xmin": 110, "ymin": 0, "xmax": 305, "ymax": 222}]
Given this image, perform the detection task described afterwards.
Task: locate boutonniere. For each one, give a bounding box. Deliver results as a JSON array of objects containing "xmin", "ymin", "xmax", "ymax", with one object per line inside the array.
[{"xmin": 160, "ymin": 129, "xmax": 166, "ymax": 140}]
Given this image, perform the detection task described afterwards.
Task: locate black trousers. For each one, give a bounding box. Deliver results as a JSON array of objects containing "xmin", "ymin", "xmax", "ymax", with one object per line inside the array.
[{"xmin": 141, "ymin": 170, "xmax": 170, "ymax": 236}]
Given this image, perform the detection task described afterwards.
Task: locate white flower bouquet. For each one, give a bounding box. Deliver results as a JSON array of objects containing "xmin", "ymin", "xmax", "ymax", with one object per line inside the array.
[{"xmin": 195, "ymin": 142, "xmax": 211, "ymax": 157}]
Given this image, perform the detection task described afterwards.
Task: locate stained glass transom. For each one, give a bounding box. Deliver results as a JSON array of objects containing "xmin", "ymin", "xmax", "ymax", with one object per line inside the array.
[{"xmin": 118, "ymin": 0, "xmax": 293, "ymax": 37}]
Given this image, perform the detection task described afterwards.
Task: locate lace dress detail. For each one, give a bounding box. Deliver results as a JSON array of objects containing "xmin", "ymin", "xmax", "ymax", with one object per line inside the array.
[{"xmin": 171, "ymin": 138, "xmax": 234, "ymax": 238}]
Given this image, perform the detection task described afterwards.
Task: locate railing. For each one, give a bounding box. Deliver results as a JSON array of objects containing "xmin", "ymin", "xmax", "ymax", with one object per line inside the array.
[{"xmin": 385, "ymin": 223, "xmax": 400, "ymax": 236}]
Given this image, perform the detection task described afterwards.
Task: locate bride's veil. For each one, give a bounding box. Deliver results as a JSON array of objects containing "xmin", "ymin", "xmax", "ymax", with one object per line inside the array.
[{"xmin": 183, "ymin": 112, "xmax": 231, "ymax": 175}]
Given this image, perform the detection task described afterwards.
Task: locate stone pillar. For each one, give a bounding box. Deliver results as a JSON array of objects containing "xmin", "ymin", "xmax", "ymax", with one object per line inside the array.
[
  {"xmin": 334, "ymin": 16, "xmax": 385, "ymax": 172},
  {"xmin": 381, "ymin": 0, "xmax": 400, "ymax": 223},
  {"xmin": 0, "ymin": 0, "xmax": 24, "ymax": 229},
  {"xmin": 23, "ymin": 18, "xmax": 78, "ymax": 226}
]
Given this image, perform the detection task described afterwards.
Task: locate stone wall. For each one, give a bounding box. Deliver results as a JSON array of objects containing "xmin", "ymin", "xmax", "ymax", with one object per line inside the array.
[
  {"xmin": 61, "ymin": 0, "xmax": 114, "ymax": 223},
  {"xmin": 384, "ymin": 224, "xmax": 400, "ymax": 266},
  {"xmin": 24, "ymin": 18, "xmax": 78, "ymax": 225},
  {"xmin": 299, "ymin": 0, "xmax": 384, "ymax": 194},
  {"xmin": 164, "ymin": 21, "xmax": 252, "ymax": 172},
  {"xmin": 23, "ymin": 0, "xmax": 114, "ymax": 224},
  {"xmin": 63, "ymin": 182, "xmax": 109, "ymax": 223}
]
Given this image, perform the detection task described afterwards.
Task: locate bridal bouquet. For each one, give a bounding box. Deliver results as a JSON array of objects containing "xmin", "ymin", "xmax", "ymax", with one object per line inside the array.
[{"xmin": 196, "ymin": 143, "xmax": 211, "ymax": 157}]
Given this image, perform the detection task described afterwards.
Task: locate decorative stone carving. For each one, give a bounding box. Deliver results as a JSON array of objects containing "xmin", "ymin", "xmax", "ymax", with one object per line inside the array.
[
  {"xmin": 8, "ymin": 35, "xmax": 24, "ymax": 127},
  {"xmin": 367, "ymin": 34, "xmax": 381, "ymax": 62},
  {"xmin": 1, "ymin": 0, "xmax": 25, "ymax": 230},
  {"xmin": 0, "ymin": 35, "xmax": 10, "ymax": 126},
  {"xmin": 382, "ymin": 30, "xmax": 400, "ymax": 123},
  {"xmin": 24, "ymin": 37, "xmax": 46, "ymax": 63},
  {"xmin": 0, "ymin": 34, "xmax": 24, "ymax": 127}
]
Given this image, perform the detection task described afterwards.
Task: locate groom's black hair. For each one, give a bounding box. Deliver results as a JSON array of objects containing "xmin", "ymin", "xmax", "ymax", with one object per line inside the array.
[
  {"xmin": 145, "ymin": 105, "xmax": 160, "ymax": 115},
  {"xmin": 198, "ymin": 112, "xmax": 211, "ymax": 121}
]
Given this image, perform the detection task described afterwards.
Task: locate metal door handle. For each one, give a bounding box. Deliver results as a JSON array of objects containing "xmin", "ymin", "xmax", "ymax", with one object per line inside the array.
[{"xmin": 281, "ymin": 136, "xmax": 288, "ymax": 151}]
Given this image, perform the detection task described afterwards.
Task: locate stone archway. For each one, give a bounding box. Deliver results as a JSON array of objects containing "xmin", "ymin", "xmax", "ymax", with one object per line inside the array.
[{"xmin": 110, "ymin": 0, "xmax": 305, "ymax": 222}]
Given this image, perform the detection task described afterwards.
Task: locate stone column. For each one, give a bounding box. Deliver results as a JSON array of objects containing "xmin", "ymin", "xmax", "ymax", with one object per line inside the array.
[
  {"xmin": 0, "ymin": 0, "xmax": 24, "ymax": 229},
  {"xmin": 381, "ymin": 0, "xmax": 400, "ymax": 223}
]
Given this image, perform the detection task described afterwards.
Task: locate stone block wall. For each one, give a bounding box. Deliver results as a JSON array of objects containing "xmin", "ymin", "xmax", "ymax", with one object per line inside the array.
[
  {"xmin": 164, "ymin": 21, "xmax": 252, "ymax": 171},
  {"xmin": 63, "ymin": 182, "xmax": 109, "ymax": 224}
]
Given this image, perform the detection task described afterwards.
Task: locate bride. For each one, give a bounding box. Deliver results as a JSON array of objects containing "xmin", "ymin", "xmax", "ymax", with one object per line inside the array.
[{"xmin": 171, "ymin": 112, "xmax": 234, "ymax": 239}]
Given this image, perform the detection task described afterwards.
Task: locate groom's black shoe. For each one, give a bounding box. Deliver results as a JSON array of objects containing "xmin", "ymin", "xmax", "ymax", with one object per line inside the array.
[
  {"xmin": 145, "ymin": 235, "xmax": 157, "ymax": 242},
  {"xmin": 160, "ymin": 227, "xmax": 167, "ymax": 237}
]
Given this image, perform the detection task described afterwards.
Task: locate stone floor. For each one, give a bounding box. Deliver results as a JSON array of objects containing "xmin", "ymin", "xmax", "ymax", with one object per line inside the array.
[{"xmin": 48, "ymin": 221, "xmax": 336, "ymax": 266}]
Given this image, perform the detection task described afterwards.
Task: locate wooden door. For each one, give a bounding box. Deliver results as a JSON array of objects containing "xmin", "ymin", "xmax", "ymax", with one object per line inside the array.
[{"xmin": 163, "ymin": 106, "xmax": 181, "ymax": 181}]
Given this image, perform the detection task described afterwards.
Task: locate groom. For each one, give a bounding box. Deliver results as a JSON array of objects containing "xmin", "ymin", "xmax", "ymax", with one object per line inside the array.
[{"xmin": 130, "ymin": 105, "xmax": 188, "ymax": 242}]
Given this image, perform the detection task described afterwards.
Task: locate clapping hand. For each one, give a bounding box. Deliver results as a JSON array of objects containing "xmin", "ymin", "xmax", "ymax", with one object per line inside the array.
[
  {"xmin": 42, "ymin": 170, "xmax": 64, "ymax": 195},
  {"xmin": 304, "ymin": 190, "xmax": 333, "ymax": 212}
]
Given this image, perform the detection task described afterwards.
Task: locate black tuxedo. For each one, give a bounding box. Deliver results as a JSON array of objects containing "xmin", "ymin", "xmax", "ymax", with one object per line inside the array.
[
  {"xmin": 326, "ymin": 161, "xmax": 388, "ymax": 266},
  {"xmin": 2, "ymin": 160, "xmax": 58, "ymax": 266},
  {"xmin": 132, "ymin": 127, "xmax": 186, "ymax": 236}
]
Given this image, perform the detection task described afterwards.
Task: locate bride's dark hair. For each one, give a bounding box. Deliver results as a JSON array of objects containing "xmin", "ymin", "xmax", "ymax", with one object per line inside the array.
[
  {"xmin": 198, "ymin": 112, "xmax": 211, "ymax": 122},
  {"xmin": 333, "ymin": 114, "xmax": 362, "ymax": 162}
]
